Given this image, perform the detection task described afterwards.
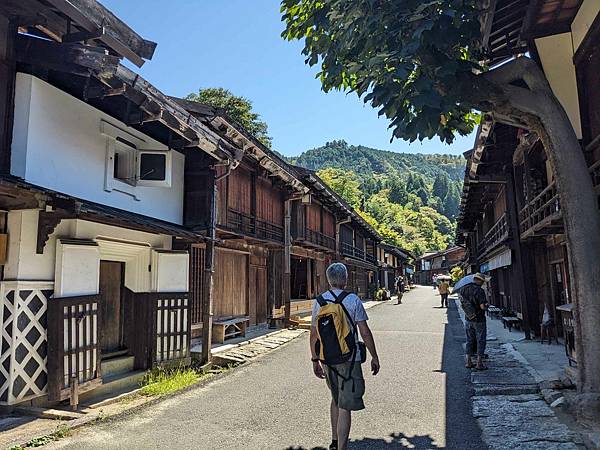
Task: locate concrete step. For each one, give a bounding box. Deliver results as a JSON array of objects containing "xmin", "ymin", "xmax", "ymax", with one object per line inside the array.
[
  {"xmin": 79, "ymin": 370, "xmax": 145, "ymax": 407},
  {"xmin": 101, "ymin": 355, "xmax": 135, "ymax": 378}
]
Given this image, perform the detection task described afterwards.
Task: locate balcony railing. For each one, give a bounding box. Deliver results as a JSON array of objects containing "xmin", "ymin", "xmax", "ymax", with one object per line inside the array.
[
  {"xmin": 226, "ymin": 209, "xmax": 283, "ymax": 242},
  {"xmin": 481, "ymin": 214, "xmax": 509, "ymax": 254},
  {"xmin": 366, "ymin": 253, "xmax": 378, "ymax": 265},
  {"xmin": 304, "ymin": 228, "xmax": 336, "ymax": 251},
  {"xmin": 519, "ymin": 182, "xmax": 561, "ymax": 237},
  {"xmin": 340, "ymin": 242, "xmax": 366, "ymax": 260}
]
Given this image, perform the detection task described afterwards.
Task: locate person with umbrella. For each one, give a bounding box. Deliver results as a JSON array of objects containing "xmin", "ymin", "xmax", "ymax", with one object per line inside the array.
[
  {"xmin": 437, "ymin": 275, "xmax": 451, "ymax": 308},
  {"xmin": 454, "ymin": 273, "xmax": 489, "ymax": 370}
]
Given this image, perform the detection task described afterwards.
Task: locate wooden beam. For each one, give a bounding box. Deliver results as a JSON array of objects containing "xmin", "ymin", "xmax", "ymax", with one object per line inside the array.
[
  {"xmin": 0, "ymin": 17, "xmax": 16, "ymax": 174},
  {"xmin": 45, "ymin": 0, "xmax": 157, "ymax": 67},
  {"xmin": 15, "ymin": 34, "xmax": 120, "ymax": 77}
]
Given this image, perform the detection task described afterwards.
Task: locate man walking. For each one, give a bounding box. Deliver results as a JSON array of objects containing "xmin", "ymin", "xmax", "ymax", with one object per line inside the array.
[
  {"xmin": 438, "ymin": 278, "xmax": 450, "ymax": 307},
  {"xmin": 459, "ymin": 273, "xmax": 489, "ymax": 370},
  {"xmin": 310, "ymin": 263, "xmax": 380, "ymax": 450}
]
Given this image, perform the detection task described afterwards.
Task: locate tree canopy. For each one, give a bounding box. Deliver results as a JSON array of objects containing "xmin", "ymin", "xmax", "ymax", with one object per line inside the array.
[
  {"xmin": 186, "ymin": 87, "xmax": 272, "ymax": 147},
  {"xmin": 281, "ymin": 0, "xmax": 482, "ymax": 144}
]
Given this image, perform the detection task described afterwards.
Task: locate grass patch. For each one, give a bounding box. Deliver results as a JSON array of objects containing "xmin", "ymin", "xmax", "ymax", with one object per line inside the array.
[
  {"xmin": 140, "ymin": 367, "xmax": 201, "ymax": 396},
  {"xmin": 8, "ymin": 423, "xmax": 70, "ymax": 449},
  {"xmin": 139, "ymin": 362, "xmax": 234, "ymax": 397}
]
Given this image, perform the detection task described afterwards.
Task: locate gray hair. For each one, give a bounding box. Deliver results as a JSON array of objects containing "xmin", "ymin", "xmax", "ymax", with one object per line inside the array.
[{"xmin": 326, "ymin": 263, "xmax": 348, "ymax": 288}]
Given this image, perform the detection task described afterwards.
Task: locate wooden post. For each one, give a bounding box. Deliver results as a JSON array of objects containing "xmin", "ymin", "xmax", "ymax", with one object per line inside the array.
[
  {"xmin": 70, "ymin": 377, "xmax": 79, "ymax": 411},
  {"xmin": 506, "ymin": 166, "xmax": 532, "ymax": 339},
  {"xmin": 0, "ymin": 17, "xmax": 16, "ymax": 174},
  {"xmin": 283, "ymin": 199, "xmax": 292, "ymax": 326},
  {"xmin": 201, "ymin": 168, "xmax": 217, "ymax": 363}
]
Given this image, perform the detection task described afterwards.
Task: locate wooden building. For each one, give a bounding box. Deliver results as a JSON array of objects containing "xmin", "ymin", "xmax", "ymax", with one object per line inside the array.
[
  {"xmin": 0, "ymin": 0, "xmax": 238, "ymax": 406},
  {"xmin": 415, "ymin": 246, "xmax": 466, "ymax": 285},
  {"xmin": 378, "ymin": 244, "xmax": 411, "ymax": 293},
  {"xmin": 173, "ymin": 99, "xmax": 306, "ymax": 339},
  {"xmin": 458, "ymin": 0, "xmax": 599, "ymax": 364}
]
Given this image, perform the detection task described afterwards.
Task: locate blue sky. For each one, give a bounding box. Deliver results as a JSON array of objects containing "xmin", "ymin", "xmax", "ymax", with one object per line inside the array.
[{"xmin": 102, "ymin": 0, "xmax": 475, "ymax": 157}]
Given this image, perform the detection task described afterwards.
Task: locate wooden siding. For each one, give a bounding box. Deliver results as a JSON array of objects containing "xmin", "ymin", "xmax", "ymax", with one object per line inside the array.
[
  {"xmin": 268, "ymin": 249, "xmax": 284, "ymax": 310},
  {"xmin": 340, "ymin": 224, "xmax": 353, "ymax": 245},
  {"xmin": 493, "ymin": 188, "xmax": 507, "ymax": 222},
  {"xmin": 306, "ymin": 204, "xmax": 321, "ymax": 231},
  {"xmin": 213, "ymin": 249, "xmax": 248, "ymax": 319},
  {"xmin": 256, "ymin": 177, "xmax": 283, "ymax": 225},
  {"xmin": 189, "ymin": 246, "xmax": 205, "ymax": 325},
  {"xmin": 323, "ymin": 210, "xmax": 335, "ymax": 237},
  {"xmin": 228, "ymin": 167, "xmax": 252, "ymax": 215}
]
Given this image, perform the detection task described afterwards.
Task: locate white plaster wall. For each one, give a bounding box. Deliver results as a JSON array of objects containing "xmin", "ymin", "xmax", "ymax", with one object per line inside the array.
[
  {"xmin": 572, "ymin": 0, "xmax": 600, "ymax": 51},
  {"xmin": 54, "ymin": 242, "xmax": 100, "ymax": 297},
  {"xmin": 535, "ymin": 33, "xmax": 582, "ymax": 139},
  {"xmin": 11, "ymin": 73, "xmax": 185, "ymax": 224},
  {"xmin": 4, "ymin": 210, "xmax": 73, "ymax": 281},
  {"xmin": 151, "ymin": 251, "xmax": 189, "ymax": 292}
]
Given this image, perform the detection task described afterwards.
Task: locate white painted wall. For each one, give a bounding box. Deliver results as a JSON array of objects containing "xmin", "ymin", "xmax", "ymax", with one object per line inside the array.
[
  {"xmin": 151, "ymin": 251, "xmax": 189, "ymax": 292},
  {"xmin": 572, "ymin": 0, "xmax": 600, "ymax": 51},
  {"xmin": 11, "ymin": 74, "xmax": 185, "ymax": 224},
  {"xmin": 54, "ymin": 241, "xmax": 100, "ymax": 297},
  {"xmin": 4, "ymin": 212, "xmax": 179, "ymax": 294},
  {"xmin": 535, "ymin": 33, "xmax": 582, "ymax": 139}
]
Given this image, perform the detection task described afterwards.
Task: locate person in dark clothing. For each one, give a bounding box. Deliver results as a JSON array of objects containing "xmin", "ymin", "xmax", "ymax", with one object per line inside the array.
[{"xmin": 462, "ymin": 274, "xmax": 489, "ymax": 370}]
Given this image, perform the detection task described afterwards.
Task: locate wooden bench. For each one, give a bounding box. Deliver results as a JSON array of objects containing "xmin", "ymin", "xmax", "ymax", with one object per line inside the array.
[
  {"xmin": 501, "ymin": 312, "xmax": 523, "ymax": 331},
  {"xmin": 212, "ymin": 316, "xmax": 250, "ymax": 344}
]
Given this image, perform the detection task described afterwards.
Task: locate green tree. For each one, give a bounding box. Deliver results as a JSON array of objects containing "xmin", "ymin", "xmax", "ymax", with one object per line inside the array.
[
  {"xmin": 432, "ymin": 174, "xmax": 450, "ymax": 200},
  {"xmin": 316, "ymin": 168, "xmax": 362, "ymax": 208},
  {"xmin": 186, "ymin": 87, "xmax": 272, "ymax": 147},
  {"xmin": 282, "ymin": 0, "xmax": 600, "ymax": 410}
]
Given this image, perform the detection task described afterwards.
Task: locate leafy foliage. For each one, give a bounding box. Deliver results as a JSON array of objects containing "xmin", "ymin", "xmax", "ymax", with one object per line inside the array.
[
  {"xmin": 281, "ymin": 0, "xmax": 483, "ymax": 144},
  {"xmin": 186, "ymin": 87, "xmax": 272, "ymax": 147},
  {"xmin": 316, "ymin": 167, "xmax": 362, "ymax": 208},
  {"xmin": 309, "ymin": 147, "xmax": 461, "ymax": 255},
  {"xmin": 292, "ymin": 140, "xmax": 464, "ymax": 225}
]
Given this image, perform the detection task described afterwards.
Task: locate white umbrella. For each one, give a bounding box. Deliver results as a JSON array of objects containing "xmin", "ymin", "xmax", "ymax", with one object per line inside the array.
[{"xmin": 453, "ymin": 274, "xmax": 476, "ymax": 292}]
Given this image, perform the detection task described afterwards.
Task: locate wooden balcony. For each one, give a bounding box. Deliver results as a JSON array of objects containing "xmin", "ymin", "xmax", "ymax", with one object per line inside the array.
[
  {"xmin": 366, "ymin": 253, "xmax": 378, "ymax": 265},
  {"xmin": 303, "ymin": 228, "xmax": 336, "ymax": 251},
  {"xmin": 480, "ymin": 214, "xmax": 509, "ymax": 255},
  {"xmin": 225, "ymin": 209, "xmax": 284, "ymax": 242},
  {"xmin": 519, "ymin": 183, "xmax": 562, "ymax": 239},
  {"xmin": 340, "ymin": 242, "xmax": 365, "ymax": 260}
]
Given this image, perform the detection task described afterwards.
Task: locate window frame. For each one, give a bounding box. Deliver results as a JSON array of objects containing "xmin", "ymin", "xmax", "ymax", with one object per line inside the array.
[{"xmin": 101, "ymin": 121, "xmax": 172, "ymax": 199}]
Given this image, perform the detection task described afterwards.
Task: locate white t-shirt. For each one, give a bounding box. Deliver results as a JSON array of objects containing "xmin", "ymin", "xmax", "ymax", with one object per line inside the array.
[{"xmin": 311, "ymin": 289, "xmax": 369, "ymax": 362}]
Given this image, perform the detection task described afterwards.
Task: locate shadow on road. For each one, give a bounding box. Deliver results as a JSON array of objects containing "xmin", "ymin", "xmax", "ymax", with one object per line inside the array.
[{"xmin": 285, "ymin": 431, "xmax": 443, "ymax": 449}]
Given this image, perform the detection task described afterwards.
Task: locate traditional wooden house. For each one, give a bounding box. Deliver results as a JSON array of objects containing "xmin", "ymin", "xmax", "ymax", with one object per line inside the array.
[
  {"xmin": 458, "ymin": 0, "xmax": 599, "ymax": 365},
  {"xmin": 415, "ymin": 246, "xmax": 466, "ymax": 285},
  {"xmin": 292, "ymin": 167, "xmax": 381, "ymax": 311},
  {"xmin": 173, "ymin": 99, "xmax": 307, "ymax": 344},
  {"xmin": 378, "ymin": 244, "xmax": 410, "ymax": 293},
  {"xmin": 0, "ymin": 1, "xmax": 236, "ymax": 406}
]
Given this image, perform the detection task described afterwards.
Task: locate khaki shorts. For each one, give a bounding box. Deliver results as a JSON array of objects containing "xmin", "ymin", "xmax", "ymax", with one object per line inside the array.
[{"xmin": 324, "ymin": 361, "xmax": 365, "ymax": 411}]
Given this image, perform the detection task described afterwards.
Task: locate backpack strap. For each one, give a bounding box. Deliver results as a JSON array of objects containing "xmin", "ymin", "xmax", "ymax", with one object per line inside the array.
[{"xmin": 315, "ymin": 294, "xmax": 328, "ymax": 307}]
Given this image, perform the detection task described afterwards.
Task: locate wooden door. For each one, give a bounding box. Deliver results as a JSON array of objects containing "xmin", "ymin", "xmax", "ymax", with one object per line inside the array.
[
  {"xmin": 99, "ymin": 261, "xmax": 125, "ymax": 355},
  {"xmin": 213, "ymin": 249, "xmax": 248, "ymax": 319},
  {"xmin": 249, "ymin": 265, "xmax": 268, "ymax": 325},
  {"xmin": 255, "ymin": 267, "xmax": 267, "ymax": 324}
]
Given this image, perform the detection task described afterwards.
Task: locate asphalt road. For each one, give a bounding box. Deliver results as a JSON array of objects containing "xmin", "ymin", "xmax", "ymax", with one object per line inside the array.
[{"xmin": 50, "ymin": 286, "xmax": 487, "ymax": 450}]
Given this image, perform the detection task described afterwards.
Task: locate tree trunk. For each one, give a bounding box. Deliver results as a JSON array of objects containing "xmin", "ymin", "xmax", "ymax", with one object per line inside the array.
[
  {"xmin": 532, "ymin": 101, "xmax": 600, "ymax": 424},
  {"xmin": 464, "ymin": 57, "xmax": 600, "ymax": 423}
]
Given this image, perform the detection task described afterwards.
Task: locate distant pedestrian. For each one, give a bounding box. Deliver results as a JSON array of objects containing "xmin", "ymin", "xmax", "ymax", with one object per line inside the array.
[
  {"xmin": 438, "ymin": 279, "xmax": 450, "ymax": 307},
  {"xmin": 395, "ymin": 277, "xmax": 405, "ymax": 305},
  {"xmin": 310, "ymin": 263, "xmax": 380, "ymax": 450},
  {"xmin": 458, "ymin": 273, "xmax": 489, "ymax": 370},
  {"xmin": 432, "ymin": 275, "xmax": 437, "ymax": 290}
]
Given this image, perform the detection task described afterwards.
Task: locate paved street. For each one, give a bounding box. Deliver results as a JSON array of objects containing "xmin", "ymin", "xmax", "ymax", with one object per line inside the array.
[{"xmin": 50, "ymin": 286, "xmax": 486, "ymax": 450}]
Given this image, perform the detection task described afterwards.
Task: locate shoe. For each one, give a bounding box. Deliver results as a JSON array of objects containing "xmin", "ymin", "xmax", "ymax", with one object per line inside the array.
[{"xmin": 330, "ymin": 440, "xmax": 338, "ymax": 450}]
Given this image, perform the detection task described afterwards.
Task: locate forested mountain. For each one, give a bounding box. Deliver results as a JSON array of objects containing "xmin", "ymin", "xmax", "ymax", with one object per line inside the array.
[{"xmin": 289, "ymin": 140, "xmax": 465, "ymax": 255}]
